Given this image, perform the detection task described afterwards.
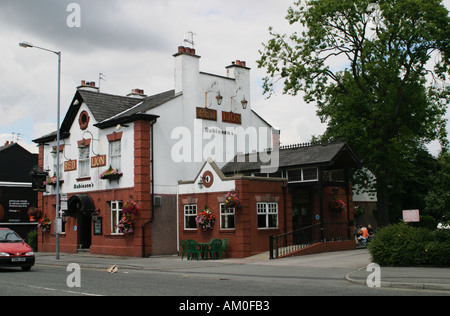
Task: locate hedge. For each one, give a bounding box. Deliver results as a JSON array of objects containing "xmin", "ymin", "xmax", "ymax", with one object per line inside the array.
[{"xmin": 368, "ymin": 223, "xmax": 450, "ymax": 266}]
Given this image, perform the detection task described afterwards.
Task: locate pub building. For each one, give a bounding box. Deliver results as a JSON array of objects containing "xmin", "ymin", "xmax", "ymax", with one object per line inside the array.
[{"xmin": 32, "ymin": 46, "xmax": 361, "ymax": 258}]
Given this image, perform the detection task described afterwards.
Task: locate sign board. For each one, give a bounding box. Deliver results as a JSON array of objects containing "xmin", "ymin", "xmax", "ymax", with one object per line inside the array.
[
  {"xmin": 93, "ymin": 217, "xmax": 102, "ymax": 235},
  {"xmin": 222, "ymin": 111, "xmax": 242, "ymax": 125},
  {"xmin": 403, "ymin": 209, "xmax": 420, "ymax": 222},
  {"xmin": 5, "ymin": 198, "xmax": 31, "ymax": 223},
  {"xmin": 64, "ymin": 160, "xmax": 77, "ymax": 172},
  {"xmin": 196, "ymin": 107, "xmax": 217, "ymax": 121},
  {"xmin": 54, "ymin": 218, "xmax": 63, "ymax": 234},
  {"xmin": 61, "ymin": 194, "xmax": 68, "ymax": 211},
  {"xmin": 91, "ymin": 155, "xmax": 107, "ymax": 168}
]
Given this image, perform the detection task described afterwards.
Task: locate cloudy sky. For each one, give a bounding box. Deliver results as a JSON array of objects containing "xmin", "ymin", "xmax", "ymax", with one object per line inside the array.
[{"xmin": 1, "ymin": 0, "xmax": 449, "ymax": 156}]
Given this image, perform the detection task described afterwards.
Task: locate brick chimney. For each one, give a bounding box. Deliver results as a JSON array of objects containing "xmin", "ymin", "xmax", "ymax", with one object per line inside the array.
[
  {"xmin": 77, "ymin": 80, "xmax": 100, "ymax": 92},
  {"xmin": 127, "ymin": 88, "xmax": 147, "ymax": 99}
]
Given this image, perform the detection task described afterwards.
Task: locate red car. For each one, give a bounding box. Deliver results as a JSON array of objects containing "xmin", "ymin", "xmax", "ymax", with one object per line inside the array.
[{"xmin": 0, "ymin": 228, "xmax": 35, "ymax": 271}]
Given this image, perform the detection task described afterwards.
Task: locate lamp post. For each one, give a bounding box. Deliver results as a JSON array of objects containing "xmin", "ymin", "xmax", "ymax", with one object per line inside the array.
[{"xmin": 19, "ymin": 41, "xmax": 62, "ymax": 260}]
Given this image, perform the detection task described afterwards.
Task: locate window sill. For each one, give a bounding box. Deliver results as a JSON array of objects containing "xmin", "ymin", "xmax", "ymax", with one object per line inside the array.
[{"xmin": 76, "ymin": 177, "xmax": 92, "ymax": 182}]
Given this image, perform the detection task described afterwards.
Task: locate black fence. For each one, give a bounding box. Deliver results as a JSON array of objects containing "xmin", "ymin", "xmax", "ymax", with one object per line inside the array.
[{"xmin": 269, "ymin": 222, "xmax": 351, "ymax": 259}]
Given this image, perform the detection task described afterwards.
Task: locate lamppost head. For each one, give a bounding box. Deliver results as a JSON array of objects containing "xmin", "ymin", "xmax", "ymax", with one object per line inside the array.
[{"xmin": 19, "ymin": 41, "xmax": 34, "ymax": 48}]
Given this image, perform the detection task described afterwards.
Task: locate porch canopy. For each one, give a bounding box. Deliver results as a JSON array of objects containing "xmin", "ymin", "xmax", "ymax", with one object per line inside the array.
[
  {"xmin": 67, "ymin": 194, "xmax": 96, "ymax": 217},
  {"xmin": 222, "ymin": 142, "xmax": 361, "ymax": 234}
]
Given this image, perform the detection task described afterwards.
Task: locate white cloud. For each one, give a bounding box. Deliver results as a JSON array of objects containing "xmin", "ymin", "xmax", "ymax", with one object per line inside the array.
[{"xmin": 0, "ymin": 0, "xmax": 448, "ymax": 157}]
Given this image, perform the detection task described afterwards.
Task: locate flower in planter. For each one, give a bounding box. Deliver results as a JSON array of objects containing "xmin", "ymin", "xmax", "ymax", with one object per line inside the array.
[
  {"xmin": 28, "ymin": 207, "xmax": 42, "ymax": 221},
  {"xmin": 117, "ymin": 213, "xmax": 134, "ymax": 234},
  {"xmin": 329, "ymin": 196, "xmax": 346, "ymax": 213},
  {"xmin": 99, "ymin": 166, "xmax": 123, "ymax": 180},
  {"xmin": 225, "ymin": 192, "xmax": 240, "ymax": 209},
  {"xmin": 195, "ymin": 207, "xmax": 215, "ymax": 231},
  {"xmin": 46, "ymin": 173, "xmax": 58, "ymax": 185},
  {"xmin": 38, "ymin": 216, "xmax": 52, "ymax": 232}
]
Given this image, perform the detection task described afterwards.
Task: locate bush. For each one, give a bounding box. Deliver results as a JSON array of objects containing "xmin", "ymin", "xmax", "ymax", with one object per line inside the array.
[
  {"xmin": 368, "ymin": 223, "xmax": 450, "ymax": 266},
  {"xmin": 27, "ymin": 229, "xmax": 38, "ymax": 252}
]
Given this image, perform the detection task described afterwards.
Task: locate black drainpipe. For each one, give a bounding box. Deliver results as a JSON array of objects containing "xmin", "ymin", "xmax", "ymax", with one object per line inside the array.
[{"xmin": 142, "ymin": 121, "xmax": 155, "ymax": 258}]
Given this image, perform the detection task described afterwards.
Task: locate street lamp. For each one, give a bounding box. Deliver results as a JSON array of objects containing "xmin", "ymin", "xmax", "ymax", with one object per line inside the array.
[{"xmin": 19, "ymin": 41, "xmax": 62, "ymax": 260}]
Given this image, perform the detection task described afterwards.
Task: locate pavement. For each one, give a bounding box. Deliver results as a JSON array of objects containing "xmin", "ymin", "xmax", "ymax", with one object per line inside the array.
[{"xmin": 34, "ymin": 248, "xmax": 450, "ymax": 292}]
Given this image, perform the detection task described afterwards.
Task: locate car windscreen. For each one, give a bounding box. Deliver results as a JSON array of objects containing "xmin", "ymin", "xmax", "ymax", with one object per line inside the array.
[{"xmin": 0, "ymin": 230, "xmax": 23, "ymax": 243}]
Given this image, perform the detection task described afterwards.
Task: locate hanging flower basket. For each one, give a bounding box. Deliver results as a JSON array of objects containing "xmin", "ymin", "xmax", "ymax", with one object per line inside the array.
[
  {"xmin": 117, "ymin": 201, "xmax": 138, "ymax": 234},
  {"xmin": 122, "ymin": 200, "xmax": 138, "ymax": 215},
  {"xmin": 353, "ymin": 205, "xmax": 364, "ymax": 217},
  {"xmin": 28, "ymin": 207, "xmax": 42, "ymax": 221},
  {"xmin": 38, "ymin": 216, "xmax": 52, "ymax": 232},
  {"xmin": 195, "ymin": 207, "xmax": 215, "ymax": 231},
  {"xmin": 329, "ymin": 196, "xmax": 346, "ymax": 213},
  {"xmin": 225, "ymin": 192, "xmax": 240, "ymax": 209},
  {"xmin": 99, "ymin": 166, "xmax": 123, "ymax": 180},
  {"xmin": 117, "ymin": 213, "xmax": 134, "ymax": 234}
]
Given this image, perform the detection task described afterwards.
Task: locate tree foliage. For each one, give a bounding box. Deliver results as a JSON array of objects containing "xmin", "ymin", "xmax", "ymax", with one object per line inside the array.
[
  {"xmin": 258, "ymin": 0, "xmax": 450, "ymax": 226},
  {"xmin": 424, "ymin": 152, "xmax": 450, "ymax": 222}
]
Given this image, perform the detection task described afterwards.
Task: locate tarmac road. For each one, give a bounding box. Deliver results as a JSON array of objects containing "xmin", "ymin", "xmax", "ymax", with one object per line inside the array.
[{"xmin": 0, "ymin": 249, "xmax": 448, "ymax": 297}]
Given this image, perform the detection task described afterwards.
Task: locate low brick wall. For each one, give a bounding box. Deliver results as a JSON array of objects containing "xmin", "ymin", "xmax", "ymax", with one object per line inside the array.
[{"xmin": 280, "ymin": 240, "xmax": 356, "ymax": 258}]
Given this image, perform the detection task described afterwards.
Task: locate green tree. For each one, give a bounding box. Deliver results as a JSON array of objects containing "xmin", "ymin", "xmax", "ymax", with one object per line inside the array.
[
  {"xmin": 258, "ymin": 0, "xmax": 450, "ymax": 226},
  {"xmin": 424, "ymin": 152, "xmax": 450, "ymax": 223}
]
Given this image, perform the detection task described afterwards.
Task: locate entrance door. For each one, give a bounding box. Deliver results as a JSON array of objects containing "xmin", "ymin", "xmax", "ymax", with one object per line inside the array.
[
  {"xmin": 77, "ymin": 212, "xmax": 92, "ymax": 250},
  {"xmin": 292, "ymin": 187, "xmax": 312, "ymax": 231}
]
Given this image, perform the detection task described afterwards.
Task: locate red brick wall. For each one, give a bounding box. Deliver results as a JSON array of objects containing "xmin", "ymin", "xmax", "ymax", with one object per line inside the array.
[
  {"xmin": 322, "ymin": 186, "xmax": 354, "ymax": 224},
  {"xmin": 179, "ymin": 178, "xmax": 289, "ymax": 258},
  {"xmin": 37, "ymin": 120, "xmax": 154, "ymax": 257},
  {"xmin": 38, "ymin": 187, "xmax": 142, "ymax": 256},
  {"xmin": 279, "ymin": 240, "xmax": 356, "ymax": 258},
  {"xmin": 133, "ymin": 120, "xmax": 152, "ymax": 257}
]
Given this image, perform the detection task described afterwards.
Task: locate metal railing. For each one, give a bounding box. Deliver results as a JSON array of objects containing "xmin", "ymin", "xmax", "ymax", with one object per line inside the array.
[{"xmin": 269, "ymin": 222, "xmax": 351, "ymax": 259}]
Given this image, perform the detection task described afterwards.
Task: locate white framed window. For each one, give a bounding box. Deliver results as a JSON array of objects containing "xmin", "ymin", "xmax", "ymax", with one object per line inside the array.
[
  {"xmin": 257, "ymin": 202, "xmax": 278, "ymax": 229},
  {"xmin": 220, "ymin": 203, "xmax": 235, "ymax": 230},
  {"xmin": 109, "ymin": 140, "xmax": 121, "ymax": 171},
  {"xmin": 111, "ymin": 201, "xmax": 123, "ymax": 234},
  {"xmin": 184, "ymin": 204, "xmax": 197, "ymax": 230},
  {"xmin": 53, "ymin": 151, "xmax": 63, "ymax": 179},
  {"xmin": 78, "ymin": 145, "xmax": 90, "ymax": 178}
]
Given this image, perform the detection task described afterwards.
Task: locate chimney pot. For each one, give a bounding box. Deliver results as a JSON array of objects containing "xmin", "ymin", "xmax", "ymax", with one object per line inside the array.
[
  {"xmin": 178, "ymin": 46, "xmax": 185, "ymax": 53},
  {"xmin": 81, "ymin": 80, "xmax": 86, "ymax": 85},
  {"xmin": 241, "ymin": 61, "xmax": 246, "ymax": 67},
  {"xmin": 236, "ymin": 60, "xmax": 241, "ymax": 66},
  {"xmin": 90, "ymin": 82, "xmax": 96, "ymax": 87}
]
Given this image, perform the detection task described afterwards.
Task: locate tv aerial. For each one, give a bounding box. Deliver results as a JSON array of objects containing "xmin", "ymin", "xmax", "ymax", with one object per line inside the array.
[{"xmin": 184, "ymin": 31, "xmax": 196, "ymax": 48}]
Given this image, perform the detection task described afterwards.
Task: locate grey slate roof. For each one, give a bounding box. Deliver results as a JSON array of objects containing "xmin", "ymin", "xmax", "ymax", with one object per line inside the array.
[
  {"xmin": 77, "ymin": 89, "xmax": 144, "ymax": 123},
  {"xmin": 221, "ymin": 142, "xmax": 360, "ymax": 174},
  {"xmin": 34, "ymin": 89, "xmax": 177, "ymax": 143},
  {"xmin": 96, "ymin": 90, "xmax": 178, "ymax": 124}
]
